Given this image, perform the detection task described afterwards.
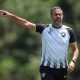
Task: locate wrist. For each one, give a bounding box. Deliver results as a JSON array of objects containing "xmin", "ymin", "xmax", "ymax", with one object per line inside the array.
[{"xmin": 72, "ymin": 59, "xmax": 76, "ymax": 64}]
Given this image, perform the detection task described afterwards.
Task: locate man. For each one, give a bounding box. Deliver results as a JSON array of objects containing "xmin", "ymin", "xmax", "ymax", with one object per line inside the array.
[{"xmin": 0, "ymin": 7, "xmax": 79, "ymax": 80}]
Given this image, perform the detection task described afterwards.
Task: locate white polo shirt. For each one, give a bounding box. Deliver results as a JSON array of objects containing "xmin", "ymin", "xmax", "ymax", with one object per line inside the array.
[{"xmin": 36, "ymin": 24, "xmax": 76, "ymax": 69}]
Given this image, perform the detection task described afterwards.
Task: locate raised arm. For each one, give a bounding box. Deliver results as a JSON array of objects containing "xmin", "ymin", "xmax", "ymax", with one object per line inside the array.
[{"xmin": 0, "ymin": 10, "xmax": 36, "ymax": 31}]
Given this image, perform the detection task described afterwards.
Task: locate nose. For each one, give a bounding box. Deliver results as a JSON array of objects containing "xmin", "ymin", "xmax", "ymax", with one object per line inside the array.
[{"xmin": 57, "ymin": 14, "xmax": 60, "ymax": 18}]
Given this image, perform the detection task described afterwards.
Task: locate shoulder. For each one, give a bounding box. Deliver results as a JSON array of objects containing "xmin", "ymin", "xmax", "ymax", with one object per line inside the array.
[
  {"xmin": 62, "ymin": 25, "xmax": 74, "ymax": 32},
  {"xmin": 62, "ymin": 25, "xmax": 76, "ymax": 43},
  {"xmin": 36, "ymin": 24, "xmax": 49, "ymax": 33}
]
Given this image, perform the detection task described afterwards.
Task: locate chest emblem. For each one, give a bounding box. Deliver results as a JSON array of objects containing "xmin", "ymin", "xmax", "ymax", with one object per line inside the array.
[{"xmin": 61, "ymin": 32, "xmax": 66, "ymax": 37}]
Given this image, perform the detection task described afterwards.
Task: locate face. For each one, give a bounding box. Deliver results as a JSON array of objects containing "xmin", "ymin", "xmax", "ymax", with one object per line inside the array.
[{"xmin": 51, "ymin": 9, "xmax": 63, "ymax": 26}]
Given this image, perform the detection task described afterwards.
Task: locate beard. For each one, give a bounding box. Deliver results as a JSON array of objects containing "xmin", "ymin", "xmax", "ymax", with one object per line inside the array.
[
  {"xmin": 53, "ymin": 18, "xmax": 62, "ymax": 27},
  {"xmin": 55, "ymin": 18, "xmax": 62, "ymax": 22}
]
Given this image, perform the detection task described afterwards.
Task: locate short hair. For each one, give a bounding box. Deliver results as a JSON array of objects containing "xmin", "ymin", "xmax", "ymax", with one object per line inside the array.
[{"xmin": 50, "ymin": 6, "xmax": 63, "ymax": 15}]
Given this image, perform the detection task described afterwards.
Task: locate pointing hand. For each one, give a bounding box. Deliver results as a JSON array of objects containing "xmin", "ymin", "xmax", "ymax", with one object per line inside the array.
[{"xmin": 0, "ymin": 10, "xmax": 12, "ymax": 16}]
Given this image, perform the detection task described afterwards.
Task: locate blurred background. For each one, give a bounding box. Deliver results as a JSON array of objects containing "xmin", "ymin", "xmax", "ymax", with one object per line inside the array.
[{"xmin": 0, "ymin": 0, "xmax": 80, "ymax": 80}]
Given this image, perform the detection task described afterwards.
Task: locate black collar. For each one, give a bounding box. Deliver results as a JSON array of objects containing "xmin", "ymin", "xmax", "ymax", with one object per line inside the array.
[{"xmin": 52, "ymin": 24, "xmax": 62, "ymax": 29}]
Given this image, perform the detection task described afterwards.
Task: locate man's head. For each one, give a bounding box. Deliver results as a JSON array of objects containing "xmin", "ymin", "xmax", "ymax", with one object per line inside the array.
[{"xmin": 50, "ymin": 7, "xmax": 63, "ymax": 27}]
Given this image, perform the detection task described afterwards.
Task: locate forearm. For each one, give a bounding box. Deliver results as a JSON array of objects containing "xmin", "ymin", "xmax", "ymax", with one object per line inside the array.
[
  {"xmin": 70, "ymin": 42, "xmax": 79, "ymax": 63},
  {"xmin": 8, "ymin": 14, "xmax": 36, "ymax": 31},
  {"xmin": 72, "ymin": 48, "xmax": 79, "ymax": 62},
  {"xmin": 67, "ymin": 47, "xmax": 79, "ymax": 74},
  {"xmin": 8, "ymin": 14, "xmax": 30, "ymax": 28}
]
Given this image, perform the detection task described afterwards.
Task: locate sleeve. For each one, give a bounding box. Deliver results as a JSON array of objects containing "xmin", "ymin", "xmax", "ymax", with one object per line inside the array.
[
  {"xmin": 68, "ymin": 28, "xmax": 76, "ymax": 43},
  {"xmin": 36, "ymin": 24, "xmax": 47, "ymax": 33}
]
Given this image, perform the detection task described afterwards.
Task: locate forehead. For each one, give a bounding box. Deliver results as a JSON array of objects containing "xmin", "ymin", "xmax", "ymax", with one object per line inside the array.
[{"xmin": 53, "ymin": 9, "xmax": 63, "ymax": 14}]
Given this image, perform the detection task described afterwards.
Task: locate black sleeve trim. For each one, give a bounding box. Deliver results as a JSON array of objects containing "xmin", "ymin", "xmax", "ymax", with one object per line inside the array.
[
  {"xmin": 36, "ymin": 24, "xmax": 47, "ymax": 33},
  {"xmin": 67, "ymin": 28, "xmax": 76, "ymax": 43}
]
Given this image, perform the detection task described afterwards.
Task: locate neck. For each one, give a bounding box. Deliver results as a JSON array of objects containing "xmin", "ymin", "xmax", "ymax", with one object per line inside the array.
[{"xmin": 52, "ymin": 23, "xmax": 62, "ymax": 28}]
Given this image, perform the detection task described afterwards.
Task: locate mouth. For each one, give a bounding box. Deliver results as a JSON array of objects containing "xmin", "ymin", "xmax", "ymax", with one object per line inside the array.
[{"xmin": 55, "ymin": 19, "xmax": 61, "ymax": 22}]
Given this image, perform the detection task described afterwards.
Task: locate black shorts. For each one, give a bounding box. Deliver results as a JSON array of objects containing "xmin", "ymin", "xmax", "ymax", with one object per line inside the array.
[{"xmin": 39, "ymin": 65, "xmax": 67, "ymax": 80}]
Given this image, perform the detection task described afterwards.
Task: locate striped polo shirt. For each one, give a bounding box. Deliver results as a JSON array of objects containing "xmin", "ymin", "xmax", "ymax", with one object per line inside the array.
[{"xmin": 36, "ymin": 24, "xmax": 76, "ymax": 69}]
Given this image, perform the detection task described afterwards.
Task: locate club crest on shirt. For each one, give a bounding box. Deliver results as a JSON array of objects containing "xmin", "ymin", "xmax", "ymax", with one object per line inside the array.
[{"xmin": 61, "ymin": 32, "xmax": 66, "ymax": 37}]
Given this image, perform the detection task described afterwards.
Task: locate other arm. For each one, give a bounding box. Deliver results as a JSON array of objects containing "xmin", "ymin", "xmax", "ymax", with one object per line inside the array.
[
  {"xmin": 68, "ymin": 42, "xmax": 79, "ymax": 74},
  {"xmin": 67, "ymin": 28, "xmax": 79, "ymax": 74}
]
